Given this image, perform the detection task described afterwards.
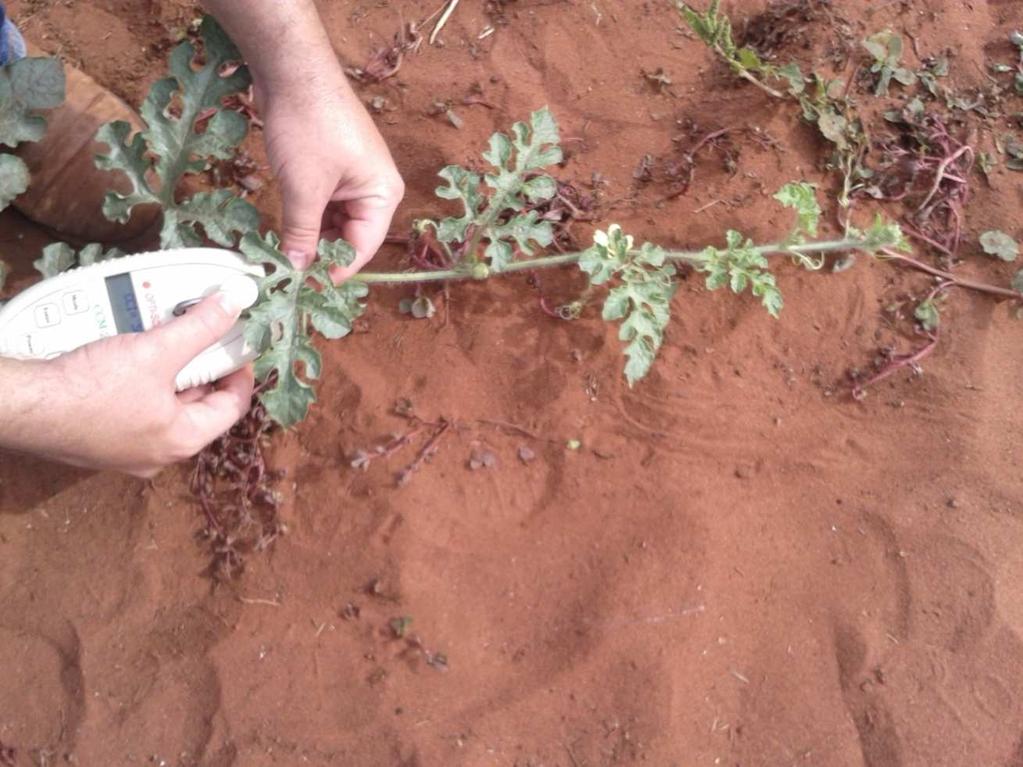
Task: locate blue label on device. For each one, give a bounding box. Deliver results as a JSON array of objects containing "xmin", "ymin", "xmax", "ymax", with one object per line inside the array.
[{"xmin": 104, "ymin": 273, "xmax": 145, "ymax": 334}]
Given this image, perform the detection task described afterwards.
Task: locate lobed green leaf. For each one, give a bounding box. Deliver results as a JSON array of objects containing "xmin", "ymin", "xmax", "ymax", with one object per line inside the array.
[
  {"xmin": 579, "ymin": 226, "xmax": 677, "ymax": 385},
  {"xmin": 0, "ymin": 154, "xmax": 29, "ymax": 211},
  {"xmin": 94, "ymin": 16, "xmax": 254, "ymax": 248},
  {"xmin": 426, "ymin": 107, "xmax": 563, "ymax": 271},
  {"xmin": 774, "ymin": 182, "xmax": 821, "ymax": 240},
  {"xmin": 239, "ymin": 232, "xmax": 368, "ymax": 426},
  {"xmin": 33, "ymin": 242, "xmax": 122, "ymax": 279}
]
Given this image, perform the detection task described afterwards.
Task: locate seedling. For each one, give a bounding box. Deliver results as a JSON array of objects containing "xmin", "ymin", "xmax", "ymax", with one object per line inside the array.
[
  {"xmin": 918, "ymin": 55, "xmax": 949, "ymax": 99},
  {"xmin": 862, "ymin": 31, "xmax": 917, "ymax": 96}
]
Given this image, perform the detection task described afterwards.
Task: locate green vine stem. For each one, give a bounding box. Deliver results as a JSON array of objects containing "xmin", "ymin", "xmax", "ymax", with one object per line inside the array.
[{"xmin": 351, "ymin": 237, "xmax": 875, "ymax": 286}]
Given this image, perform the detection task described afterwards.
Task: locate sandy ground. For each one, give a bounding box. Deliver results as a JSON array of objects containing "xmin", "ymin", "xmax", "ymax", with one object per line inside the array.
[{"xmin": 1, "ymin": 0, "xmax": 1023, "ymax": 765}]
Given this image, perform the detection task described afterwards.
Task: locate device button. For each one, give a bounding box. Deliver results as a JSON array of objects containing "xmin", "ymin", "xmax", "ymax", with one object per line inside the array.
[
  {"xmin": 62, "ymin": 290, "xmax": 89, "ymax": 315},
  {"xmin": 34, "ymin": 303, "xmax": 60, "ymax": 328}
]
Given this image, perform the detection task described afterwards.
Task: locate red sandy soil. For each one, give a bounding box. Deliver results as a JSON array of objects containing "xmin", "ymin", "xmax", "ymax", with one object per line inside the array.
[{"xmin": 2, "ymin": 0, "xmax": 1023, "ymax": 765}]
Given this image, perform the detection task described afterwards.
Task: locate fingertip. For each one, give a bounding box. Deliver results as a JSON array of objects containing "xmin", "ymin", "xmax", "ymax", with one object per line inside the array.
[
  {"xmin": 177, "ymin": 384, "xmax": 215, "ymax": 405},
  {"xmin": 218, "ymin": 366, "xmax": 256, "ymax": 408},
  {"xmin": 284, "ymin": 246, "xmax": 315, "ymax": 270},
  {"xmin": 177, "ymin": 367, "xmax": 257, "ymax": 445},
  {"xmin": 328, "ymin": 251, "xmax": 373, "ymax": 285}
]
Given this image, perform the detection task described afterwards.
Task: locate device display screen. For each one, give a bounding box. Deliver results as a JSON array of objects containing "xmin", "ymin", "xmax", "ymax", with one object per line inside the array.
[{"xmin": 105, "ymin": 273, "xmax": 145, "ymax": 333}]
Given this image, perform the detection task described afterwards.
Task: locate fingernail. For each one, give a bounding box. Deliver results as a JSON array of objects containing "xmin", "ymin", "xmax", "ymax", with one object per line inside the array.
[
  {"xmin": 216, "ymin": 276, "xmax": 260, "ymax": 316},
  {"xmin": 215, "ymin": 290, "xmax": 244, "ymax": 316},
  {"xmin": 286, "ymin": 250, "xmax": 311, "ymax": 268}
]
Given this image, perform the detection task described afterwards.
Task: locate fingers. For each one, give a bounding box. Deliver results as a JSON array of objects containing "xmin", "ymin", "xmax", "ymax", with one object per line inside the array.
[
  {"xmin": 146, "ymin": 293, "xmax": 245, "ymax": 377},
  {"xmin": 174, "ymin": 365, "xmax": 255, "ymax": 450},
  {"xmin": 177, "ymin": 384, "xmax": 213, "ymax": 404},
  {"xmin": 280, "ymin": 184, "xmax": 330, "ymax": 268},
  {"xmin": 331, "ymin": 191, "xmax": 404, "ymax": 283}
]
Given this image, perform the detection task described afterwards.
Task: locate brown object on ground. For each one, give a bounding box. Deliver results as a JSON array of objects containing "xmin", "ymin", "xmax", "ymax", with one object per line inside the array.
[
  {"xmin": 13, "ymin": 44, "xmax": 159, "ymax": 244},
  {"xmin": 2, "ymin": 0, "xmax": 1023, "ymax": 765}
]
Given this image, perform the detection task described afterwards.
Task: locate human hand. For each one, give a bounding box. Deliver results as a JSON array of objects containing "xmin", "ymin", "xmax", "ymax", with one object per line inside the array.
[
  {"xmin": 12, "ymin": 293, "xmax": 254, "ymax": 478},
  {"xmin": 257, "ymin": 73, "xmax": 405, "ymax": 279}
]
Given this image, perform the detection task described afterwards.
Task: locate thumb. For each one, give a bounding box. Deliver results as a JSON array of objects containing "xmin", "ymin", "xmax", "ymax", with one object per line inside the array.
[
  {"xmin": 280, "ymin": 187, "xmax": 328, "ymax": 269},
  {"xmin": 148, "ymin": 292, "xmax": 244, "ymax": 376}
]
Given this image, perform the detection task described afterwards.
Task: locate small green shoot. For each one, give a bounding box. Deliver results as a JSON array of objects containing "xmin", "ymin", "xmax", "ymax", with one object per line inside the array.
[
  {"xmin": 95, "ymin": 16, "xmax": 258, "ymax": 248},
  {"xmin": 774, "ymin": 182, "xmax": 822, "ymax": 242},
  {"xmin": 675, "ymin": 1, "xmax": 804, "ymax": 99},
  {"xmin": 862, "ymin": 31, "xmax": 917, "ymax": 96},
  {"xmin": 914, "ymin": 298, "xmax": 942, "ymax": 332},
  {"xmin": 980, "ymin": 230, "xmax": 1019, "ymax": 262},
  {"xmin": 389, "ymin": 616, "xmax": 413, "ymax": 638},
  {"xmin": 918, "ymin": 55, "xmax": 950, "ymax": 98},
  {"xmin": 797, "ymin": 76, "xmax": 871, "ymax": 208},
  {"xmin": 0, "ymin": 56, "xmax": 66, "ymax": 210}
]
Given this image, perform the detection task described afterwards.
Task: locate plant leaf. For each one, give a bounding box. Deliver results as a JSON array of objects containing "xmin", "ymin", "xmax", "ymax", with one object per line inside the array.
[
  {"xmin": 0, "ymin": 57, "xmax": 66, "ymax": 148},
  {"xmin": 94, "ymin": 16, "xmax": 254, "ymax": 248},
  {"xmin": 433, "ymin": 165, "xmax": 483, "ymax": 242},
  {"xmin": 0, "ymin": 154, "xmax": 29, "ymax": 211},
  {"xmin": 166, "ymin": 189, "xmax": 260, "ymax": 248},
  {"xmin": 774, "ymin": 182, "xmax": 821, "ymax": 239},
  {"xmin": 239, "ymin": 232, "xmax": 368, "ymax": 426},
  {"xmin": 425, "ymin": 107, "xmax": 563, "ymax": 271},
  {"xmin": 980, "ymin": 230, "xmax": 1019, "ymax": 262},
  {"xmin": 34, "ymin": 242, "xmax": 122, "ymax": 278},
  {"xmin": 0, "ymin": 56, "xmax": 65, "ymax": 209},
  {"xmin": 914, "ymin": 299, "xmax": 940, "ymax": 331},
  {"xmin": 579, "ymin": 225, "xmax": 677, "ymax": 385},
  {"xmin": 700, "ymin": 229, "xmax": 783, "ymax": 317}
]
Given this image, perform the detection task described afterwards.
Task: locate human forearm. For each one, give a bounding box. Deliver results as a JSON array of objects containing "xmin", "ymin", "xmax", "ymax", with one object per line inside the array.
[
  {"xmin": 0, "ymin": 295, "xmax": 252, "ymax": 477},
  {"xmin": 201, "ymin": 0, "xmax": 349, "ymax": 99},
  {"xmin": 202, "ymin": 0, "xmax": 404, "ymax": 267},
  {"xmin": 0, "ymin": 358, "xmax": 58, "ymax": 455}
]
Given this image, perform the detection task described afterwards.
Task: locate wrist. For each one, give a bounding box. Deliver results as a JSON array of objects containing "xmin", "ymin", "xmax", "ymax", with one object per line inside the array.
[
  {"xmin": 0, "ymin": 358, "xmax": 61, "ymax": 453},
  {"xmin": 254, "ymin": 60, "xmax": 354, "ymax": 110}
]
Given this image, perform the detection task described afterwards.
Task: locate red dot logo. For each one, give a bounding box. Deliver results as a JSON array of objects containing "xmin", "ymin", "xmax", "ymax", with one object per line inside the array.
[{"xmin": 143, "ymin": 281, "xmax": 152, "ymax": 289}]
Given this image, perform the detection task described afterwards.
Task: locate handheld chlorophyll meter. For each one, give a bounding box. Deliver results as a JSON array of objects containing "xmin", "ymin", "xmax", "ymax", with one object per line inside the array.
[{"xmin": 0, "ymin": 249, "xmax": 264, "ymax": 391}]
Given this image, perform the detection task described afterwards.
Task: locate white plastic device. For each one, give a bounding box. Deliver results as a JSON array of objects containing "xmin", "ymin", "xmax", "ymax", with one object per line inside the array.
[{"xmin": 0, "ymin": 248, "xmax": 264, "ymax": 391}]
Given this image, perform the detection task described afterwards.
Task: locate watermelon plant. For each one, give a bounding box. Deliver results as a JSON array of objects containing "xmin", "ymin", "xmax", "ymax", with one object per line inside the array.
[
  {"xmin": 234, "ymin": 107, "xmax": 907, "ymax": 424},
  {"xmin": 33, "ymin": 16, "xmax": 910, "ymax": 427}
]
